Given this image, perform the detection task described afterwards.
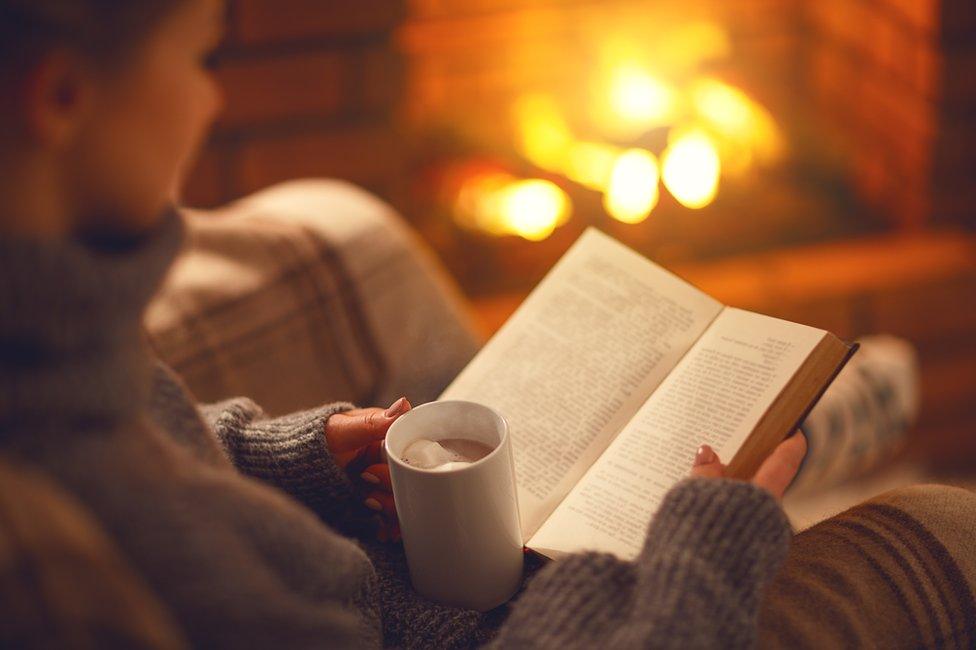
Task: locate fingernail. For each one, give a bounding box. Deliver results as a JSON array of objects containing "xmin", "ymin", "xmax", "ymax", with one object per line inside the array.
[
  {"xmin": 694, "ymin": 444, "xmax": 717, "ymax": 466},
  {"xmin": 360, "ymin": 472, "xmax": 380, "ymax": 484},
  {"xmin": 384, "ymin": 397, "xmax": 408, "ymax": 418},
  {"xmin": 364, "ymin": 498, "xmax": 383, "ymax": 512}
]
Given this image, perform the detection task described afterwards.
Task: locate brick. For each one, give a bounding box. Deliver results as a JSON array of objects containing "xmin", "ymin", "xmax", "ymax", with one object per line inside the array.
[
  {"xmin": 233, "ymin": 0, "xmax": 403, "ymax": 43},
  {"xmin": 809, "ymin": 44, "xmax": 860, "ymax": 116},
  {"xmin": 904, "ymin": 37, "xmax": 943, "ymax": 99},
  {"xmin": 859, "ymin": 74, "xmax": 938, "ymax": 146},
  {"xmin": 235, "ymin": 125, "xmax": 402, "ymax": 195},
  {"xmin": 360, "ymin": 47, "xmax": 405, "ymax": 112},
  {"xmin": 808, "ymin": 0, "xmax": 875, "ymax": 51},
  {"xmin": 862, "ymin": 12, "xmax": 902, "ymax": 78},
  {"xmin": 852, "ymin": 145, "xmax": 890, "ymax": 209},
  {"xmin": 876, "ymin": 0, "xmax": 940, "ymax": 33},
  {"xmin": 215, "ymin": 52, "xmax": 348, "ymax": 129}
]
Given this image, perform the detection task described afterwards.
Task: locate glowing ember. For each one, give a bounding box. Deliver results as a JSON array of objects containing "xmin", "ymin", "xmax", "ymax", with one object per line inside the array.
[
  {"xmin": 690, "ymin": 77, "xmax": 784, "ymax": 172},
  {"xmin": 603, "ymin": 66, "xmax": 677, "ymax": 138},
  {"xmin": 604, "ymin": 149, "xmax": 660, "ymax": 224},
  {"xmin": 566, "ymin": 141, "xmax": 620, "ymax": 191},
  {"xmin": 499, "ymin": 179, "xmax": 572, "ymax": 241},
  {"xmin": 455, "ymin": 173, "xmax": 571, "ymax": 241},
  {"xmin": 512, "ymin": 94, "xmax": 574, "ymax": 171},
  {"xmin": 452, "ymin": 23, "xmax": 786, "ymax": 239},
  {"xmin": 661, "ymin": 130, "xmax": 721, "ymax": 209}
]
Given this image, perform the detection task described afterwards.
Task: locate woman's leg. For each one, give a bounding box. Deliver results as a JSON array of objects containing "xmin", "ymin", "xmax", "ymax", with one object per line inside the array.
[{"xmin": 759, "ymin": 484, "xmax": 976, "ymax": 648}]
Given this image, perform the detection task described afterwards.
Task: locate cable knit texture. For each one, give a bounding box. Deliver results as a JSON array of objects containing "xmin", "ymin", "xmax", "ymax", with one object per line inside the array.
[{"xmin": 0, "ymin": 208, "xmax": 794, "ymax": 648}]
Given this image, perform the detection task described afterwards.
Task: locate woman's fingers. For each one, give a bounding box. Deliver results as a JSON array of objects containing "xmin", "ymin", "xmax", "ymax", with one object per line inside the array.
[
  {"xmin": 325, "ymin": 397, "xmax": 411, "ymax": 457},
  {"xmin": 360, "ymin": 463, "xmax": 392, "ymax": 492},
  {"xmin": 344, "ymin": 441, "xmax": 384, "ymax": 476},
  {"xmin": 751, "ymin": 431, "xmax": 807, "ymax": 500},
  {"xmin": 689, "ymin": 444, "xmax": 725, "ymax": 479},
  {"xmin": 364, "ymin": 491, "xmax": 397, "ymax": 519}
]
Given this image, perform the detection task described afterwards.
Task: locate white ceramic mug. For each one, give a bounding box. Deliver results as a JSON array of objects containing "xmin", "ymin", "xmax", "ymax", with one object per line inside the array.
[{"xmin": 385, "ymin": 400, "xmax": 524, "ymax": 611}]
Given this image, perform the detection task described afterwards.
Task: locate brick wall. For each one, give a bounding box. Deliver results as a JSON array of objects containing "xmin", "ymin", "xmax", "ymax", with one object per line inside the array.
[
  {"xmin": 804, "ymin": 0, "xmax": 976, "ymax": 228},
  {"xmin": 181, "ymin": 0, "xmax": 407, "ymax": 208},
  {"xmin": 183, "ymin": 0, "xmax": 975, "ymax": 231},
  {"xmin": 399, "ymin": 0, "xmax": 803, "ymax": 156}
]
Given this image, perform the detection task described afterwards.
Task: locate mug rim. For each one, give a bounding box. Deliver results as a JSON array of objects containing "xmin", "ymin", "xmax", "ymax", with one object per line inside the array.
[{"xmin": 385, "ymin": 400, "xmax": 510, "ymax": 475}]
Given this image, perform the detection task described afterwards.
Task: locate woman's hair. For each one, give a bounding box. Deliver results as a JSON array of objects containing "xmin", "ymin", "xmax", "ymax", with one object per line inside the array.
[{"xmin": 0, "ymin": 1, "xmax": 182, "ymax": 78}]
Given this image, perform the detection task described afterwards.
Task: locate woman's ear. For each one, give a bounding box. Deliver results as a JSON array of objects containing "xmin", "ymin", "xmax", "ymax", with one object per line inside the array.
[{"xmin": 20, "ymin": 50, "xmax": 95, "ymax": 149}]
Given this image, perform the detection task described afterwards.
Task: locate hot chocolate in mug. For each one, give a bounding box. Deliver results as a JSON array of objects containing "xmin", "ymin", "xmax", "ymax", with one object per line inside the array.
[{"xmin": 385, "ymin": 400, "xmax": 523, "ymax": 611}]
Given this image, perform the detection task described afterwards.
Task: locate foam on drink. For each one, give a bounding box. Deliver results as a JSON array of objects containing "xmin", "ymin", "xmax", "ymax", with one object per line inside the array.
[{"xmin": 401, "ymin": 438, "xmax": 494, "ymax": 471}]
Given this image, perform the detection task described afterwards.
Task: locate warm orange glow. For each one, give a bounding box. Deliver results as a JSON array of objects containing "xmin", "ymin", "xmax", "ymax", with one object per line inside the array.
[
  {"xmin": 604, "ymin": 66, "xmax": 677, "ymax": 137},
  {"xmin": 565, "ymin": 141, "xmax": 620, "ymax": 191},
  {"xmin": 512, "ymin": 94, "xmax": 574, "ymax": 171},
  {"xmin": 654, "ymin": 22, "xmax": 732, "ymax": 70},
  {"xmin": 603, "ymin": 149, "xmax": 660, "ymax": 224},
  {"xmin": 661, "ymin": 130, "xmax": 721, "ymax": 209},
  {"xmin": 690, "ymin": 78, "xmax": 784, "ymax": 171},
  {"xmin": 499, "ymin": 179, "xmax": 572, "ymax": 241},
  {"xmin": 499, "ymin": 33, "xmax": 782, "ymax": 221},
  {"xmin": 455, "ymin": 173, "xmax": 571, "ymax": 241}
]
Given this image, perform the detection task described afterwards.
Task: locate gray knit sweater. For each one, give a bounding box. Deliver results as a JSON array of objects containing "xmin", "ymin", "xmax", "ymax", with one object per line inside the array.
[{"xmin": 0, "ymin": 211, "xmax": 792, "ymax": 648}]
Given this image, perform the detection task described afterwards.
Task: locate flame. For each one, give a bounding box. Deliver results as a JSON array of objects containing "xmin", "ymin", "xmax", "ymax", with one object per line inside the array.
[
  {"xmin": 690, "ymin": 78, "xmax": 784, "ymax": 172},
  {"xmin": 654, "ymin": 23, "xmax": 732, "ymax": 70},
  {"xmin": 565, "ymin": 141, "xmax": 620, "ymax": 191},
  {"xmin": 603, "ymin": 149, "xmax": 660, "ymax": 224},
  {"xmin": 661, "ymin": 130, "xmax": 720, "ymax": 209},
  {"xmin": 604, "ymin": 66, "xmax": 677, "ymax": 137},
  {"xmin": 455, "ymin": 173, "xmax": 571, "ymax": 241},
  {"xmin": 499, "ymin": 179, "xmax": 572, "ymax": 241},
  {"xmin": 512, "ymin": 94, "xmax": 574, "ymax": 171}
]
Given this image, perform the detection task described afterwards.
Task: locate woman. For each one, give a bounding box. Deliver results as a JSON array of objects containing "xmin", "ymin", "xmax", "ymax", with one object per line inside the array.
[{"xmin": 2, "ymin": 1, "xmax": 967, "ymax": 648}]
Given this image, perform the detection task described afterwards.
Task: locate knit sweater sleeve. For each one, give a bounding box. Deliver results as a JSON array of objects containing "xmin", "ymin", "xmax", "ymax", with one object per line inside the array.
[
  {"xmin": 491, "ymin": 478, "xmax": 792, "ymax": 649},
  {"xmin": 199, "ymin": 398, "xmax": 360, "ymax": 525}
]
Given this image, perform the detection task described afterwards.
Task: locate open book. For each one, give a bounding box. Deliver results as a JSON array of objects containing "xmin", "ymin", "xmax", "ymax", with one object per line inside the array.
[{"xmin": 440, "ymin": 228, "xmax": 856, "ymax": 561}]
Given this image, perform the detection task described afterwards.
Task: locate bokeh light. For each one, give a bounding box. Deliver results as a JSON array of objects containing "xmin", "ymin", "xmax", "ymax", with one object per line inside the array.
[
  {"xmin": 455, "ymin": 173, "xmax": 571, "ymax": 241},
  {"xmin": 512, "ymin": 94, "xmax": 574, "ymax": 171},
  {"xmin": 604, "ymin": 149, "xmax": 660, "ymax": 224},
  {"xmin": 604, "ymin": 66, "xmax": 678, "ymax": 138},
  {"xmin": 661, "ymin": 130, "xmax": 721, "ymax": 209}
]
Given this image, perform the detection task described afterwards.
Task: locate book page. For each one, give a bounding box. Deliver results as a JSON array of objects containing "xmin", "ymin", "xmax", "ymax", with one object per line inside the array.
[
  {"xmin": 528, "ymin": 308, "xmax": 826, "ymax": 559},
  {"xmin": 440, "ymin": 229, "xmax": 722, "ymax": 539}
]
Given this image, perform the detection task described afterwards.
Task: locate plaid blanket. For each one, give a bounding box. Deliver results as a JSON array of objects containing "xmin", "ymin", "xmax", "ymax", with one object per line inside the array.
[{"xmin": 145, "ymin": 179, "xmax": 483, "ymax": 415}]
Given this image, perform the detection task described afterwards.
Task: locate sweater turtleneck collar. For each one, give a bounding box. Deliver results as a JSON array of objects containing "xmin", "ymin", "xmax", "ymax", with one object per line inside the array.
[{"xmin": 0, "ymin": 209, "xmax": 185, "ymax": 431}]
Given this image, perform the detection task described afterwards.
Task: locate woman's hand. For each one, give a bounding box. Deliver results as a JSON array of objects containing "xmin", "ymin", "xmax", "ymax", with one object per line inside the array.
[
  {"xmin": 325, "ymin": 397, "xmax": 411, "ymax": 542},
  {"xmin": 690, "ymin": 432, "xmax": 807, "ymax": 500}
]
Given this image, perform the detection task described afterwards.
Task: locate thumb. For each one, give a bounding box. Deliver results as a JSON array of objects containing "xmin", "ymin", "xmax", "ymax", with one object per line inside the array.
[
  {"xmin": 327, "ymin": 398, "xmax": 411, "ymax": 453},
  {"xmin": 689, "ymin": 444, "xmax": 725, "ymax": 479},
  {"xmin": 751, "ymin": 431, "xmax": 807, "ymax": 500}
]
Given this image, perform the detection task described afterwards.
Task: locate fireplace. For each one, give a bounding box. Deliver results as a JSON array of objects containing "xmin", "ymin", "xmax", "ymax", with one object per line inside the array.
[
  {"xmin": 186, "ymin": 0, "xmax": 976, "ymax": 469},
  {"xmin": 390, "ymin": 0, "xmax": 975, "ymax": 293}
]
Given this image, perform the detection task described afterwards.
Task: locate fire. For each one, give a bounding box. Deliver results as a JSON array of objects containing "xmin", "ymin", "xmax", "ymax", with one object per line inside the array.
[
  {"xmin": 690, "ymin": 78, "xmax": 784, "ymax": 173},
  {"xmin": 499, "ymin": 179, "xmax": 572, "ymax": 241},
  {"xmin": 661, "ymin": 130, "xmax": 721, "ymax": 209},
  {"xmin": 455, "ymin": 173, "xmax": 571, "ymax": 241},
  {"xmin": 604, "ymin": 149, "xmax": 660, "ymax": 224},
  {"xmin": 449, "ymin": 24, "xmax": 785, "ymax": 240},
  {"xmin": 512, "ymin": 94, "xmax": 574, "ymax": 171},
  {"xmin": 603, "ymin": 66, "xmax": 677, "ymax": 138},
  {"xmin": 565, "ymin": 141, "xmax": 620, "ymax": 191}
]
